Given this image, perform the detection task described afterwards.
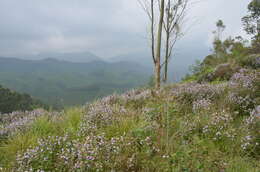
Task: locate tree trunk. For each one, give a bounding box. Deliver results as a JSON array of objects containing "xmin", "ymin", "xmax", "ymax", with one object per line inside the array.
[
  {"xmin": 155, "ymin": 0, "xmax": 165, "ymax": 89},
  {"xmin": 257, "ymin": 19, "xmax": 260, "ymax": 35},
  {"xmin": 163, "ymin": 0, "xmax": 171, "ymax": 83},
  {"xmin": 163, "ymin": 42, "xmax": 169, "ymax": 83},
  {"xmin": 151, "ymin": 0, "xmax": 155, "ymax": 63},
  {"xmin": 163, "ymin": 33, "xmax": 170, "ymax": 83}
]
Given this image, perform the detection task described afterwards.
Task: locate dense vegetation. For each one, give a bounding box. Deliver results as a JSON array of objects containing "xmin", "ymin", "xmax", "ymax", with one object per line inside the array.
[
  {"xmin": 0, "ymin": 85, "xmax": 46, "ymax": 114},
  {"xmin": 0, "ymin": 57, "xmax": 150, "ymax": 107},
  {"xmin": 0, "ymin": 1, "xmax": 259, "ymax": 171},
  {"xmin": 0, "ymin": 44, "xmax": 259, "ymax": 171}
]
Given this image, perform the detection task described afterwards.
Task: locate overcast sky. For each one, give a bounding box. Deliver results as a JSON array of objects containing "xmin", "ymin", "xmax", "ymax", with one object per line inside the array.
[{"xmin": 0, "ymin": 0, "xmax": 251, "ymax": 59}]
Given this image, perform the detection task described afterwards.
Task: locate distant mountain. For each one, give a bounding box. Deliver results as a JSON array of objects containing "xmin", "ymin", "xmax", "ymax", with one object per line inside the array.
[
  {"xmin": 107, "ymin": 47, "xmax": 210, "ymax": 82},
  {"xmin": 0, "ymin": 85, "xmax": 46, "ymax": 113},
  {"xmin": 108, "ymin": 52, "xmax": 190, "ymax": 82},
  {"xmin": 37, "ymin": 51, "xmax": 103, "ymax": 63},
  {"xmin": 107, "ymin": 52, "xmax": 153, "ymax": 67},
  {"xmin": 0, "ymin": 57, "xmax": 150, "ymax": 107}
]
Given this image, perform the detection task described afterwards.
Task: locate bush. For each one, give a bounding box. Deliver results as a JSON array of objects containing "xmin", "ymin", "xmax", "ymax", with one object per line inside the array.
[
  {"xmin": 239, "ymin": 54, "xmax": 260, "ymax": 69},
  {"xmin": 0, "ymin": 85, "xmax": 47, "ymax": 114}
]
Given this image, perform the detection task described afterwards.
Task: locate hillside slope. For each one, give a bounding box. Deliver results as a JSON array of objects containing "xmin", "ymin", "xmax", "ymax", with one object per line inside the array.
[
  {"xmin": 36, "ymin": 51, "xmax": 102, "ymax": 63},
  {"xmin": 0, "ymin": 85, "xmax": 46, "ymax": 114},
  {"xmin": 0, "ymin": 57, "xmax": 150, "ymax": 107},
  {"xmin": 0, "ymin": 53, "xmax": 259, "ymax": 171}
]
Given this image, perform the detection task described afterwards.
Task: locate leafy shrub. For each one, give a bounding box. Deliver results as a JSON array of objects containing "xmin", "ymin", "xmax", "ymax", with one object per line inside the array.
[
  {"xmin": 239, "ymin": 54, "xmax": 260, "ymax": 69},
  {"xmin": 227, "ymin": 69, "xmax": 259, "ymax": 115},
  {"xmin": 0, "ymin": 109, "xmax": 49, "ymax": 138},
  {"xmin": 0, "ymin": 85, "xmax": 47, "ymax": 113},
  {"xmin": 171, "ymin": 82, "xmax": 226, "ymax": 109}
]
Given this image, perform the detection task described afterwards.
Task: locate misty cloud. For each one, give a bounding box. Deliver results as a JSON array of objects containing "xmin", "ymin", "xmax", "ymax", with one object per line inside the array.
[{"xmin": 0, "ymin": 0, "xmax": 251, "ymax": 58}]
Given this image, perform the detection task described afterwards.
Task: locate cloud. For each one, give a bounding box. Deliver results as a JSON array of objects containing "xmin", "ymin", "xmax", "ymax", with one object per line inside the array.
[{"xmin": 0, "ymin": 0, "xmax": 252, "ymax": 58}]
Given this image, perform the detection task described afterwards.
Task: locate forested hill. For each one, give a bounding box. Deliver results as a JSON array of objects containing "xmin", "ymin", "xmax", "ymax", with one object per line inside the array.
[
  {"xmin": 0, "ymin": 57, "xmax": 150, "ymax": 107},
  {"xmin": 0, "ymin": 85, "xmax": 46, "ymax": 113}
]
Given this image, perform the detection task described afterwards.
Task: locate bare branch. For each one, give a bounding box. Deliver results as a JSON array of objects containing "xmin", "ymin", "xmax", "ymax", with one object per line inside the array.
[{"xmin": 138, "ymin": 0, "xmax": 156, "ymax": 64}]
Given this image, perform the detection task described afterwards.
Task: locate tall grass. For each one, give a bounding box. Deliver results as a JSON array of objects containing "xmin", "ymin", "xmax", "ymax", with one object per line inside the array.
[
  {"xmin": 0, "ymin": 65, "xmax": 259, "ymax": 171},
  {"xmin": 0, "ymin": 108, "xmax": 83, "ymax": 169}
]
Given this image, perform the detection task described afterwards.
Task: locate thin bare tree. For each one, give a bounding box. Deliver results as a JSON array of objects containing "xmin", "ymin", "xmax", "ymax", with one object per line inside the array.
[
  {"xmin": 162, "ymin": 0, "xmax": 188, "ymax": 83},
  {"xmin": 155, "ymin": 0, "xmax": 165, "ymax": 88},
  {"xmin": 138, "ymin": 0, "xmax": 190, "ymax": 87},
  {"xmin": 138, "ymin": 0, "xmax": 164, "ymax": 88}
]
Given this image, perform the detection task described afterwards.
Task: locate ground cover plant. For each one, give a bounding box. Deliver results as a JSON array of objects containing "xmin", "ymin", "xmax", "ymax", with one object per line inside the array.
[{"xmin": 0, "ymin": 59, "xmax": 259, "ymax": 171}]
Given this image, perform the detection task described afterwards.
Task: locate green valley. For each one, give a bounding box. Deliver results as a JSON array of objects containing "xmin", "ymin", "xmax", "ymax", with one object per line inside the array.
[{"xmin": 0, "ymin": 57, "xmax": 150, "ymax": 107}]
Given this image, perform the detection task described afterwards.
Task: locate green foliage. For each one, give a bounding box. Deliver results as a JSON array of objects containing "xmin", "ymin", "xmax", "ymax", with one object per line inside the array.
[
  {"xmin": 1, "ymin": 67, "xmax": 259, "ymax": 171},
  {"xmin": 239, "ymin": 54, "xmax": 260, "ymax": 69},
  {"xmin": 0, "ymin": 74, "xmax": 259, "ymax": 171},
  {"xmin": 0, "ymin": 108, "xmax": 83, "ymax": 169},
  {"xmin": 1, "ymin": 5, "xmax": 260, "ymax": 171},
  {"xmin": 242, "ymin": 0, "xmax": 260, "ymax": 53},
  {"xmin": 184, "ymin": 34, "xmax": 252, "ymax": 83},
  {"xmin": 213, "ymin": 19, "xmax": 226, "ymax": 41},
  {"xmin": 183, "ymin": 60, "xmax": 214, "ymax": 82},
  {"xmin": 0, "ymin": 85, "xmax": 47, "ymax": 113},
  {"xmin": 242, "ymin": 0, "xmax": 260, "ymax": 35}
]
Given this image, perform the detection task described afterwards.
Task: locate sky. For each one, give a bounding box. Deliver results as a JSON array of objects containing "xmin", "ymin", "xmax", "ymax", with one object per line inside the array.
[{"xmin": 0, "ymin": 0, "xmax": 251, "ymax": 60}]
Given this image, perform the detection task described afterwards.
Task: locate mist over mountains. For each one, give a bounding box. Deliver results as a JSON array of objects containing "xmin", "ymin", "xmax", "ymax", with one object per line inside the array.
[
  {"xmin": 0, "ymin": 55, "xmax": 150, "ymax": 107},
  {"xmin": 106, "ymin": 43, "xmax": 210, "ymax": 82},
  {"xmin": 36, "ymin": 51, "xmax": 102, "ymax": 63},
  {"xmin": 0, "ymin": 44, "xmax": 210, "ymax": 107}
]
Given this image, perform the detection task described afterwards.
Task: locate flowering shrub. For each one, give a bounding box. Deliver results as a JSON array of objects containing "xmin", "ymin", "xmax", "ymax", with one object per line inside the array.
[
  {"xmin": 120, "ymin": 89, "xmax": 151, "ymax": 102},
  {"xmin": 202, "ymin": 110, "xmax": 234, "ymax": 139},
  {"xmin": 98, "ymin": 94, "xmax": 120, "ymax": 105},
  {"xmin": 1, "ymin": 55, "xmax": 260, "ymax": 171},
  {"xmin": 181, "ymin": 109, "xmax": 259, "ymax": 155},
  {"xmin": 192, "ymin": 98, "xmax": 212, "ymax": 112},
  {"xmin": 16, "ymin": 135, "xmax": 71, "ymax": 172},
  {"xmin": 171, "ymin": 82, "xmax": 226, "ymax": 108},
  {"xmin": 239, "ymin": 114, "xmax": 259, "ymax": 153},
  {"xmin": 228, "ymin": 93, "xmax": 256, "ymax": 114},
  {"xmin": 227, "ymin": 69, "xmax": 259, "ymax": 115},
  {"xmin": 180, "ymin": 110, "xmax": 234, "ymax": 139},
  {"xmin": 240, "ymin": 55, "xmax": 260, "ymax": 69},
  {"xmin": 229, "ymin": 68, "xmax": 258, "ymax": 89},
  {"xmin": 85, "ymin": 98, "xmax": 127, "ymax": 127},
  {"xmin": 16, "ymin": 134, "xmax": 159, "ymax": 172},
  {"xmin": 0, "ymin": 109, "xmax": 50, "ymax": 137},
  {"xmin": 251, "ymin": 106, "xmax": 260, "ymax": 118}
]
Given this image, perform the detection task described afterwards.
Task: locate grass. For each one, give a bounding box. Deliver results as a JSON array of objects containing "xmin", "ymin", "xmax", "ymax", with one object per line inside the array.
[
  {"xmin": 1, "ymin": 94, "xmax": 259, "ymax": 171},
  {"xmin": 0, "ymin": 108, "xmax": 84, "ymax": 170},
  {"xmin": 0, "ymin": 67, "xmax": 259, "ymax": 171},
  {"xmin": 0, "ymin": 133, "xmax": 39, "ymax": 169}
]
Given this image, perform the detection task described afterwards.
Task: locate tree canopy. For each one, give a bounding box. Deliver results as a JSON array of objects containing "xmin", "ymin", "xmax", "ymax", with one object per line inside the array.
[{"xmin": 0, "ymin": 85, "xmax": 47, "ymax": 113}]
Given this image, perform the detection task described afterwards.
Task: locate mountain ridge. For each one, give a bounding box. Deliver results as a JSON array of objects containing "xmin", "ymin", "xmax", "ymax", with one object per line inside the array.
[{"xmin": 0, "ymin": 56, "xmax": 150, "ymax": 107}]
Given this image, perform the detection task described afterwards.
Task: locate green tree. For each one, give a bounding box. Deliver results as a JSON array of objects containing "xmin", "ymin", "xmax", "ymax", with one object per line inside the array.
[
  {"xmin": 242, "ymin": 0, "xmax": 260, "ymax": 53},
  {"xmin": 214, "ymin": 20, "xmax": 226, "ymax": 41},
  {"xmin": 0, "ymin": 85, "xmax": 47, "ymax": 113},
  {"xmin": 212, "ymin": 20, "xmax": 226, "ymax": 58}
]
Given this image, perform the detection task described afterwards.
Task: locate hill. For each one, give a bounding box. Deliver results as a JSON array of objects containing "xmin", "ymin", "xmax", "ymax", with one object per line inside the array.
[
  {"xmin": 0, "ymin": 85, "xmax": 46, "ymax": 113},
  {"xmin": 0, "ymin": 49, "xmax": 259, "ymax": 171},
  {"xmin": 107, "ymin": 47, "xmax": 209, "ymax": 83},
  {"xmin": 0, "ymin": 57, "xmax": 150, "ymax": 107},
  {"xmin": 36, "ymin": 51, "xmax": 103, "ymax": 63}
]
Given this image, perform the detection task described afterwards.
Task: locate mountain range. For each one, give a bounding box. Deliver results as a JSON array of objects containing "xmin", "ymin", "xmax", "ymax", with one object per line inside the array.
[
  {"xmin": 36, "ymin": 52, "xmax": 102, "ymax": 63},
  {"xmin": 0, "ymin": 49, "xmax": 205, "ymax": 107},
  {"xmin": 0, "ymin": 55, "xmax": 150, "ymax": 107}
]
